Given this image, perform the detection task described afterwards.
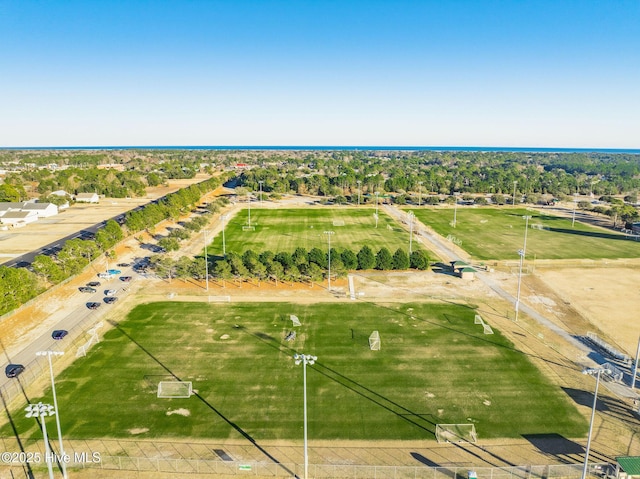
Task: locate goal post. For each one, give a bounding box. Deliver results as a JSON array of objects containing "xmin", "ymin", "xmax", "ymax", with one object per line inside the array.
[
  {"xmin": 369, "ymin": 330, "xmax": 380, "ymax": 351},
  {"xmin": 157, "ymin": 381, "xmax": 193, "ymax": 398},
  {"xmin": 436, "ymin": 424, "xmax": 477, "ymax": 444}
]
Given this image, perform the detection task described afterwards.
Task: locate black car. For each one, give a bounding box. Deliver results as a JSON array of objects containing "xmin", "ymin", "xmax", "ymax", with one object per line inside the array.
[
  {"xmin": 87, "ymin": 281, "xmax": 101, "ymax": 287},
  {"xmin": 5, "ymin": 364, "xmax": 25, "ymax": 378},
  {"xmin": 117, "ymin": 263, "xmax": 131, "ymax": 267},
  {"xmin": 79, "ymin": 286, "xmax": 97, "ymax": 293},
  {"xmin": 86, "ymin": 302, "xmax": 101, "ymax": 310},
  {"xmin": 119, "ymin": 276, "xmax": 132, "ymax": 282},
  {"xmin": 104, "ymin": 296, "xmax": 118, "ymax": 304},
  {"xmin": 52, "ymin": 330, "xmax": 68, "ymax": 340}
]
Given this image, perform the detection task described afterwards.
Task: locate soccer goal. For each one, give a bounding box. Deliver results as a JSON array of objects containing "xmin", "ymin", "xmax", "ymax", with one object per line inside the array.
[
  {"xmin": 290, "ymin": 314, "xmax": 301, "ymax": 327},
  {"xmin": 435, "ymin": 424, "xmax": 478, "ymax": 443},
  {"xmin": 332, "ymin": 220, "xmax": 345, "ymax": 226},
  {"xmin": 474, "ymin": 314, "xmax": 494, "ymax": 334},
  {"xmin": 242, "ymin": 225, "xmax": 256, "ymax": 231},
  {"xmin": 157, "ymin": 381, "xmax": 193, "ymax": 398},
  {"xmin": 369, "ymin": 331, "xmax": 381, "ymax": 351}
]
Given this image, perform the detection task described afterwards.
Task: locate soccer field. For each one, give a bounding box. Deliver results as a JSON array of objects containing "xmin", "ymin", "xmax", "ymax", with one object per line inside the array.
[
  {"xmin": 409, "ymin": 207, "xmax": 639, "ymax": 260},
  {"xmin": 6, "ymin": 301, "xmax": 587, "ymax": 442},
  {"xmin": 208, "ymin": 207, "xmax": 413, "ymax": 257}
]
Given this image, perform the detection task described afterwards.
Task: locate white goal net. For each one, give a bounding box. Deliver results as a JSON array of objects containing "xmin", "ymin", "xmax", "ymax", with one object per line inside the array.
[
  {"xmin": 369, "ymin": 331, "xmax": 381, "ymax": 351},
  {"xmin": 157, "ymin": 381, "xmax": 193, "ymax": 398},
  {"xmin": 436, "ymin": 423, "xmax": 477, "ymax": 443}
]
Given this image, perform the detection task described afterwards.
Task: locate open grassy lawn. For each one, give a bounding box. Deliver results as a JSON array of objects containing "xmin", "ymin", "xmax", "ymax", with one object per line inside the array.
[
  {"xmin": 208, "ymin": 207, "xmax": 412, "ymax": 257},
  {"xmin": 409, "ymin": 207, "xmax": 640, "ymax": 260},
  {"xmin": 6, "ymin": 301, "xmax": 586, "ymax": 442}
]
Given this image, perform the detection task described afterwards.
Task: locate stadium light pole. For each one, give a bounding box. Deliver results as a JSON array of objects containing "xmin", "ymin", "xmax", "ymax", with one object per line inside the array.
[
  {"xmin": 294, "ymin": 353, "xmax": 317, "ymax": 479},
  {"xmin": 357, "ymin": 180, "xmax": 361, "ymax": 206},
  {"xmin": 581, "ymin": 367, "xmax": 611, "ymax": 479},
  {"xmin": 203, "ymin": 229, "xmax": 209, "ymax": 291},
  {"xmin": 220, "ymin": 214, "xmax": 227, "ymax": 258},
  {"xmin": 25, "ymin": 402, "xmax": 56, "ymax": 479},
  {"xmin": 418, "ymin": 181, "xmax": 423, "ymax": 206},
  {"xmin": 572, "ymin": 194, "xmax": 578, "ymax": 228},
  {"xmin": 36, "ymin": 351, "xmax": 67, "ymax": 479},
  {"xmin": 247, "ymin": 193, "xmax": 252, "ymax": 228},
  {"xmin": 515, "ymin": 215, "xmax": 532, "ymax": 322},
  {"xmin": 453, "ymin": 199, "xmax": 458, "ymax": 228},
  {"xmin": 323, "ymin": 231, "xmax": 334, "ymax": 290},
  {"xmin": 408, "ymin": 211, "xmax": 415, "ymax": 254},
  {"xmin": 632, "ymin": 336, "xmax": 640, "ymax": 390},
  {"xmin": 374, "ymin": 192, "xmax": 380, "ymax": 228},
  {"xmin": 513, "ymin": 181, "xmax": 518, "ymax": 206},
  {"xmin": 259, "ymin": 181, "xmax": 264, "ymax": 204}
]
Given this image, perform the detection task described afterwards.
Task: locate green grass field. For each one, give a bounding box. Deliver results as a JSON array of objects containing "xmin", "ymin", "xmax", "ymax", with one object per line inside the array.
[
  {"xmin": 209, "ymin": 207, "xmax": 412, "ymax": 257},
  {"xmin": 6, "ymin": 301, "xmax": 587, "ymax": 442},
  {"xmin": 409, "ymin": 207, "xmax": 640, "ymax": 260}
]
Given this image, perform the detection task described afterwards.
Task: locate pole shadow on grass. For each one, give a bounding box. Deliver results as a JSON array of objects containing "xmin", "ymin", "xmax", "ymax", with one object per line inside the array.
[
  {"xmin": 107, "ymin": 320, "xmax": 298, "ymax": 478},
  {"xmin": 241, "ymin": 327, "xmax": 524, "ymax": 467},
  {"xmin": 0, "ymin": 386, "xmax": 35, "ymax": 479}
]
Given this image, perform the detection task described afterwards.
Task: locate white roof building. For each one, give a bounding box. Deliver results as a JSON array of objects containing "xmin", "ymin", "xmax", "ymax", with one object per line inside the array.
[
  {"xmin": 75, "ymin": 193, "xmax": 99, "ymax": 203},
  {"xmin": 21, "ymin": 202, "xmax": 59, "ymax": 218},
  {"xmin": 0, "ymin": 210, "xmax": 38, "ymax": 226}
]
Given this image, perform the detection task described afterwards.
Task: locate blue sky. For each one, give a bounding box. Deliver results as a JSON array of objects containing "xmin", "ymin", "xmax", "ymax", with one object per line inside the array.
[{"xmin": 1, "ymin": 0, "xmax": 638, "ymax": 148}]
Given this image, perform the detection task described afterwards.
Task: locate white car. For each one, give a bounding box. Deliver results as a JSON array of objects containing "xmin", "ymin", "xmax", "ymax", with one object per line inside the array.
[
  {"xmin": 97, "ymin": 272, "xmax": 114, "ymax": 279},
  {"xmin": 105, "ymin": 289, "xmax": 117, "ymax": 296}
]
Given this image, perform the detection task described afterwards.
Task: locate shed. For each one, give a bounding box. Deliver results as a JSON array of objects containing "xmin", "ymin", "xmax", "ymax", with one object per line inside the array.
[
  {"xmin": 21, "ymin": 202, "xmax": 58, "ymax": 218},
  {"xmin": 617, "ymin": 457, "xmax": 640, "ymax": 479},
  {"xmin": 460, "ymin": 267, "xmax": 477, "ymax": 281},
  {"xmin": 0, "ymin": 210, "xmax": 38, "ymax": 226},
  {"xmin": 75, "ymin": 192, "xmax": 99, "ymax": 203}
]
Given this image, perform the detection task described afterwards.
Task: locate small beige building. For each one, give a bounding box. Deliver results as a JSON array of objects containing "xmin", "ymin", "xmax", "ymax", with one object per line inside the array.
[
  {"xmin": 75, "ymin": 192, "xmax": 100, "ymax": 203},
  {"xmin": 0, "ymin": 210, "xmax": 38, "ymax": 226}
]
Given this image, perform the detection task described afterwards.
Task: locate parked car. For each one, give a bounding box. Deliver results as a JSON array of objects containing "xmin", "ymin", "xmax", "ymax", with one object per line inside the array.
[
  {"xmin": 117, "ymin": 263, "xmax": 131, "ymax": 267},
  {"xmin": 104, "ymin": 289, "xmax": 117, "ymax": 296},
  {"xmin": 86, "ymin": 302, "xmax": 101, "ymax": 310},
  {"xmin": 52, "ymin": 330, "xmax": 68, "ymax": 340},
  {"xmin": 79, "ymin": 287, "xmax": 97, "ymax": 293},
  {"xmin": 119, "ymin": 276, "xmax": 132, "ymax": 282},
  {"xmin": 97, "ymin": 273, "xmax": 114, "ymax": 279},
  {"xmin": 107, "ymin": 269, "xmax": 122, "ymax": 275},
  {"xmin": 87, "ymin": 281, "xmax": 101, "ymax": 287},
  {"xmin": 104, "ymin": 297, "xmax": 118, "ymax": 304},
  {"xmin": 5, "ymin": 364, "xmax": 25, "ymax": 378}
]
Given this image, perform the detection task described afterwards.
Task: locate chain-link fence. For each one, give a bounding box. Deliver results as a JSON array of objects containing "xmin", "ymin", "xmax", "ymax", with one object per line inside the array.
[{"xmin": 5, "ymin": 457, "xmax": 612, "ymax": 479}]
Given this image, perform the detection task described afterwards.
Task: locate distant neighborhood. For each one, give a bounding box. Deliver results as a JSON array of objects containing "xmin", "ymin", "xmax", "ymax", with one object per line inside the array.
[{"xmin": 0, "ymin": 192, "xmax": 99, "ymax": 228}]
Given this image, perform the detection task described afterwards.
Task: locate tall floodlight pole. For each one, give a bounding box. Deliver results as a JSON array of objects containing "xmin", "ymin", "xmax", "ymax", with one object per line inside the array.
[
  {"xmin": 259, "ymin": 181, "xmax": 264, "ymax": 204},
  {"xmin": 581, "ymin": 367, "xmax": 611, "ymax": 479},
  {"xmin": 36, "ymin": 351, "xmax": 67, "ymax": 478},
  {"xmin": 247, "ymin": 193, "xmax": 252, "ymax": 228},
  {"xmin": 203, "ymin": 229, "xmax": 210, "ymax": 291},
  {"xmin": 632, "ymin": 336, "xmax": 640, "ymax": 389},
  {"xmin": 453, "ymin": 199, "xmax": 458, "ymax": 228},
  {"xmin": 572, "ymin": 195, "xmax": 578, "ymax": 227},
  {"xmin": 357, "ymin": 180, "xmax": 361, "ymax": 206},
  {"xmin": 408, "ymin": 212, "xmax": 415, "ymax": 253},
  {"xmin": 418, "ymin": 182, "xmax": 423, "ymax": 206},
  {"xmin": 25, "ymin": 402, "xmax": 56, "ymax": 479},
  {"xmin": 515, "ymin": 249, "xmax": 525, "ymax": 322},
  {"xmin": 221, "ymin": 214, "xmax": 227, "ymax": 258},
  {"xmin": 294, "ymin": 353, "xmax": 317, "ymax": 479},
  {"xmin": 374, "ymin": 192, "xmax": 380, "ymax": 228},
  {"xmin": 513, "ymin": 181, "xmax": 518, "ymax": 206},
  {"xmin": 515, "ymin": 215, "xmax": 532, "ymax": 322},
  {"xmin": 323, "ymin": 231, "xmax": 334, "ymax": 290}
]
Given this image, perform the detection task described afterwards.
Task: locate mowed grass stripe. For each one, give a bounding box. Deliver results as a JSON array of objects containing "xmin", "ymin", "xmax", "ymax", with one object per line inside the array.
[
  {"xmin": 210, "ymin": 207, "xmax": 412, "ymax": 255},
  {"xmin": 409, "ymin": 207, "xmax": 639, "ymax": 260},
  {"xmin": 6, "ymin": 302, "xmax": 586, "ymax": 441}
]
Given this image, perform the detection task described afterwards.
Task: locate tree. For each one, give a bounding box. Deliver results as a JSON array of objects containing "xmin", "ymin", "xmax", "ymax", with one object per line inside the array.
[
  {"xmin": 357, "ymin": 245, "xmax": 375, "ymax": 270},
  {"xmin": 341, "ymin": 249, "xmax": 358, "ymax": 270},
  {"xmin": 410, "ymin": 250, "xmax": 430, "ymax": 270},
  {"xmin": 292, "ymin": 247, "xmax": 308, "ymax": 267},
  {"xmin": 375, "ymin": 247, "xmax": 393, "ymax": 270},
  {"xmin": 274, "ymin": 251, "xmax": 293, "ymax": 269},
  {"xmin": 392, "ymin": 248, "xmax": 410, "ymax": 270},
  {"xmin": 491, "ymin": 194, "xmax": 506, "ymax": 205},
  {"xmin": 213, "ymin": 259, "xmax": 233, "ymax": 287},
  {"xmin": 31, "ymin": 255, "xmax": 65, "ymax": 284},
  {"xmin": 158, "ymin": 237, "xmax": 180, "ymax": 252},
  {"xmin": 308, "ymin": 247, "xmax": 327, "ymax": 268}
]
